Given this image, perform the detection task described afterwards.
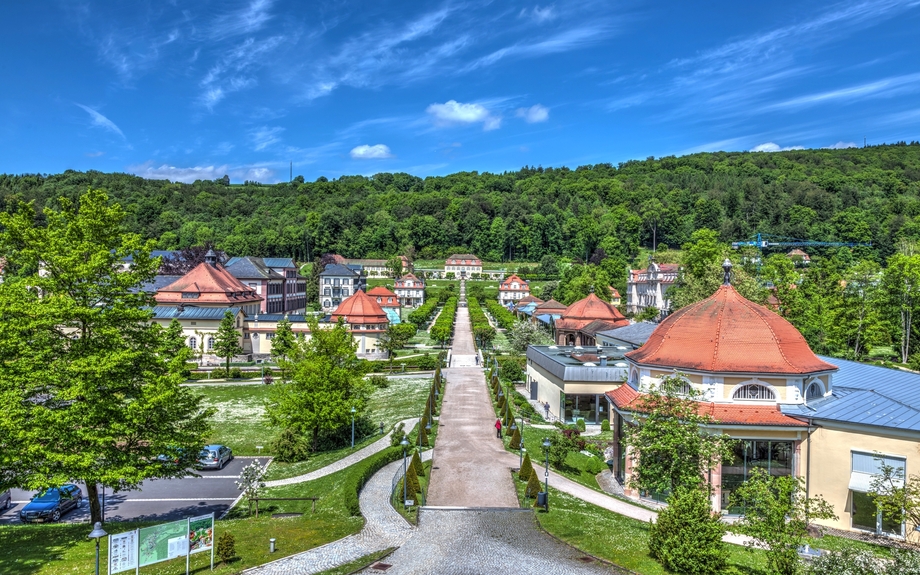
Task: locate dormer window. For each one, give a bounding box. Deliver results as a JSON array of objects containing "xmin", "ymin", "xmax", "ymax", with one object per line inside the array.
[
  {"xmin": 181, "ymin": 292, "xmax": 199, "ymax": 299},
  {"xmin": 805, "ymin": 381, "xmax": 824, "ymax": 401},
  {"xmin": 733, "ymin": 384, "xmax": 776, "ymax": 401}
]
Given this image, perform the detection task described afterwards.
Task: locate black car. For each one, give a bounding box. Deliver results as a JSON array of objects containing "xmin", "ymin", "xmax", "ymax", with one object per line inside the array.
[{"xmin": 19, "ymin": 484, "xmax": 82, "ymax": 523}]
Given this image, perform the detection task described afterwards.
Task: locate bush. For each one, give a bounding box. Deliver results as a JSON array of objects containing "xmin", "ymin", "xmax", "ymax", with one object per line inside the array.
[
  {"xmin": 229, "ymin": 367, "xmax": 243, "ymax": 379},
  {"xmin": 271, "ymin": 428, "xmax": 310, "ymax": 463},
  {"xmin": 805, "ymin": 547, "xmax": 877, "ymax": 575},
  {"xmin": 509, "ymin": 427, "xmax": 522, "ymax": 450},
  {"xmin": 216, "ymin": 531, "xmax": 236, "ymax": 564},
  {"xmin": 649, "ymin": 487, "xmax": 727, "ymax": 575},
  {"xmin": 601, "ymin": 418, "xmax": 610, "ymax": 432},
  {"xmin": 575, "ymin": 418, "xmax": 586, "ymax": 432},
  {"xmin": 417, "ymin": 353, "xmax": 438, "ymax": 370},
  {"xmin": 519, "ymin": 452, "xmax": 534, "ymax": 481},
  {"xmin": 390, "ymin": 422, "xmax": 406, "ymax": 447},
  {"xmin": 211, "ymin": 368, "xmax": 228, "ymax": 379},
  {"xmin": 412, "ymin": 451, "xmax": 425, "ymax": 477},
  {"xmin": 525, "ymin": 472, "xmax": 542, "ymax": 499},
  {"xmin": 405, "ymin": 466, "xmax": 422, "ymax": 497},
  {"xmin": 345, "ymin": 447, "xmax": 402, "ymax": 515},
  {"xmin": 369, "ymin": 374, "xmax": 389, "ymax": 388}
]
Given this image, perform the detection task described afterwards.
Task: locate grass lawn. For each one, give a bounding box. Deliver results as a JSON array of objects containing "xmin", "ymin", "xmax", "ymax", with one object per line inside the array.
[{"xmin": 194, "ymin": 384, "xmax": 273, "ymax": 456}]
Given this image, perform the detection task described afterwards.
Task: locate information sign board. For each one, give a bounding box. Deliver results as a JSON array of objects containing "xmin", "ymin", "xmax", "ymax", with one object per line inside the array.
[
  {"xmin": 139, "ymin": 519, "xmax": 188, "ymax": 567},
  {"xmin": 109, "ymin": 529, "xmax": 138, "ymax": 574},
  {"xmin": 188, "ymin": 514, "xmax": 214, "ymax": 555}
]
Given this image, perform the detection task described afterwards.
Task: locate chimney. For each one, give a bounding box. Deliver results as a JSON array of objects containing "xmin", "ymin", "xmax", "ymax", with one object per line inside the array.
[
  {"xmin": 599, "ymin": 355, "xmax": 608, "ymax": 367},
  {"xmin": 205, "ymin": 249, "xmax": 218, "ymax": 267}
]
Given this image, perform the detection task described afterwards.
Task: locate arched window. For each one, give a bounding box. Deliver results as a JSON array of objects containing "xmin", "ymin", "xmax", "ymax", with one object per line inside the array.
[
  {"xmin": 207, "ymin": 337, "xmax": 215, "ymax": 350},
  {"xmin": 189, "ymin": 337, "xmax": 197, "ymax": 350},
  {"xmin": 805, "ymin": 381, "xmax": 824, "ymax": 401},
  {"xmin": 733, "ymin": 384, "xmax": 776, "ymax": 401}
]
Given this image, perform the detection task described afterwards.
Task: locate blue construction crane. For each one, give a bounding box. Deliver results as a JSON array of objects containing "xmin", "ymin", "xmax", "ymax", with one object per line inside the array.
[{"xmin": 731, "ymin": 233, "xmax": 872, "ymax": 250}]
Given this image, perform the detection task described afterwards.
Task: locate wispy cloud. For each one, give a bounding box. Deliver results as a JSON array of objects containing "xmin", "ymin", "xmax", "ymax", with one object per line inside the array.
[
  {"xmin": 764, "ymin": 73, "xmax": 920, "ymax": 111},
  {"xmin": 462, "ymin": 25, "xmax": 608, "ymax": 71},
  {"xmin": 824, "ymin": 141, "xmax": 858, "ymax": 149},
  {"xmin": 210, "ymin": 0, "xmax": 274, "ymax": 40},
  {"xmin": 250, "ymin": 126, "xmax": 284, "ymax": 151},
  {"xmin": 75, "ymin": 104, "xmax": 126, "ymax": 139},
  {"xmin": 516, "ymin": 104, "xmax": 550, "ymax": 123},
  {"xmin": 520, "ymin": 5, "xmax": 557, "ymax": 22},
  {"xmin": 199, "ymin": 35, "xmax": 286, "ymax": 109},
  {"xmin": 350, "ymin": 144, "xmax": 394, "ymax": 159},
  {"xmin": 427, "ymin": 100, "xmax": 502, "ymax": 131}
]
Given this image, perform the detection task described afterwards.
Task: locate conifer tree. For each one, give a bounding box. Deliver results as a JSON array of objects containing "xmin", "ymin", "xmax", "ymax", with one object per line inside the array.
[
  {"xmin": 509, "ymin": 426, "xmax": 522, "ymax": 450},
  {"xmin": 214, "ymin": 310, "xmax": 243, "ymax": 373},
  {"xmin": 412, "ymin": 451, "xmax": 424, "ymax": 477},
  {"xmin": 519, "ymin": 452, "xmax": 534, "ymax": 481},
  {"xmin": 405, "ymin": 467, "xmax": 421, "ymax": 497},
  {"xmin": 526, "ymin": 473, "xmax": 542, "ymax": 499}
]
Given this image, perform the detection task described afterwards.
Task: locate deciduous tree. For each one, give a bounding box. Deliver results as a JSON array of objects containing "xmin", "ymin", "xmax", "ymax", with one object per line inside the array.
[
  {"xmin": 0, "ymin": 188, "xmax": 213, "ymax": 524},
  {"xmin": 214, "ymin": 310, "xmax": 243, "ymax": 372}
]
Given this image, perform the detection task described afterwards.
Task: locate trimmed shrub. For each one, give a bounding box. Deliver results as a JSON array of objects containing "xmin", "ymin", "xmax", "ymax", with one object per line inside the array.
[
  {"xmin": 519, "ymin": 452, "xmax": 534, "ymax": 481},
  {"xmin": 509, "ymin": 426, "xmax": 522, "ymax": 450},
  {"xmin": 370, "ymin": 374, "xmax": 389, "ymax": 388},
  {"xmin": 649, "ymin": 487, "xmax": 727, "ymax": 575},
  {"xmin": 405, "ymin": 467, "xmax": 422, "ymax": 496},
  {"xmin": 419, "ymin": 424, "xmax": 429, "ymax": 447},
  {"xmin": 601, "ymin": 418, "xmax": 611, "ymax": 432},
  {"xmin": 575, "ymin": 418, "xmax": 586, "ymax": 432},
  {"xmin": 271, "ymin": 428, "xmax": 310, "ymax": 463},
  {"xmin": 229, "ymin": 367, "xmax": 243, "ymax": 379},
  {"xmin": 211, "ymin": 368, "xmax": 228, "ymax": 379},
  {"xmin": 525, "ymin": 473, "xmax": 542, "ymax": 499},
  {"xmin": 390, "ymin": 423, "xmax": 406, "ymax": 447},
  {"xmin": 412, "ymin": 450, "xmax": 425, "ymax": 477},
  {"xmin": 216, "ymin": 532, "xmax": 236, "ymax": 564}
]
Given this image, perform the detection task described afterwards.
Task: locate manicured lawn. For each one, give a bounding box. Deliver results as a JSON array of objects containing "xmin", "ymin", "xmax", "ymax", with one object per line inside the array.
[{"xmin": 194, "ymin": 384, "xmax": 274, "ymax": 456}]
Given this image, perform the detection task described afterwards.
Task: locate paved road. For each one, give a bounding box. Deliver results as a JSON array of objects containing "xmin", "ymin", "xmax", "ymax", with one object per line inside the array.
[{"xmin": 0, "ymin": 457, "xmax": 262, "ymax": 525}]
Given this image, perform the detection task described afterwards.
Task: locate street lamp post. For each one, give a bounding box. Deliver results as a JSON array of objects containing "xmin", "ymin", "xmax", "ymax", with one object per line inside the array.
[
  {"xmin": 542, "ymin": 437, "xmax": 551, "ymax": 511},
  {"xmin": 351, "ymin": 407, "xmax": 357, "ymax": 448},
  {"xmin": 401, "ymin": 438, "xmax": 409, "ymax": 508},
  {"xmin": 88, "ymin": 522, "xmax": 108, "ymax": 575}
]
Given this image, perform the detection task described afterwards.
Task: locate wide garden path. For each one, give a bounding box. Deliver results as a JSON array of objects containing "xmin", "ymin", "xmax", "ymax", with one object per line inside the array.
[{"xmin": 426, "ymin": 303, "xmax": 519, "ymax": 507}]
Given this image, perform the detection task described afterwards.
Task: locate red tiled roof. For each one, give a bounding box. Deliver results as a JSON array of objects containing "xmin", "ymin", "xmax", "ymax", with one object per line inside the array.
[
  {"xmin": 395, "ymin": 273, "xmax": 424, "ymax": 287},
  {"xmin": 605, "ymin": 387, "xmax": 808, "ymax": 427},
  {"xmin": 562, "ymin": 293, "xmax": 628, "ymax": 323},
  {"xmin": 446, "ymin": 254, "xmax": 481, "ymax": 265},
  {"xmin": 367, "ymin": 286, "xmax": 400, "ymax": 308},
  {"xmin": 517, "ymin": 295, "xmax": 544, "ymax": 305},
  {"xmin": 626, "ymin": 285, "xmax": 837, "ymax": 375},
  {"xmin": 610, "ymin": 287, "xmax": 621, "ymax": 298},
  {"xmin": 534, "ymin": 298, "xmax": 567, "ymax": 312},
  {"xmin": 156, "ymin": 262, "xmax": 262, "ymax": 305},
  {"xmin": 367, "ymin": 285, "xmax": 397, "ymax": 297},
  {"xmin": 499, "ymin": 274, "xmax": 529, "ymax": 290},
  {"xmin": 330, "ymin": 289, "xmax": 389, "ymax": 324}
]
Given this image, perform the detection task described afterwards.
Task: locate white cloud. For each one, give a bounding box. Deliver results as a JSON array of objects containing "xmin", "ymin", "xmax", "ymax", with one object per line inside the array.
[
  {"xmin": 75, "ymin": 103, "xmax": 126, "ymax": 139},
  {"xmin": 350, "ymin": 144, "xmax": 394, "ymax": 159},
  {"xmin": 427, "ymin": 100, "xmax": 501, "ymax": 130},
  {"xmin": 764, "ymin": 72, "xmax": 920, "ymax": 111},
  {"xmin": 824, "ymin": 141, "xmax": 858, "ymax": 149},
  {"xmin": 250, "ymin": 126, "xmax": 284, "ymax": 151},
  {"xmin": 520, "ymin": 5, "xmax": 557, "ymax": 22},
  {"xmin": 461, "ymin": 25, "xmax": 609, "ymax": 72},
  {"xmin": 516, "ymin": 104, "xmax": 549, "ymax": 123},
  {"xmin": 128, "ymin": 161, "xmax": 277, "ymax": 183},
  {"xmin": 751, "ymin": 142, "xmax": 805, "ymax": 152},
  {"xmin": 210, "ymin": 0, "xmax": 274, "ymax": 40}
]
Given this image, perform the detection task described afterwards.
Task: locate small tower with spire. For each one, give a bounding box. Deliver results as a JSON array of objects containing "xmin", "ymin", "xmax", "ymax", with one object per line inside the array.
[{"xmin": 722, "ymin": 258, "xmax": 733, "ymax": 285}]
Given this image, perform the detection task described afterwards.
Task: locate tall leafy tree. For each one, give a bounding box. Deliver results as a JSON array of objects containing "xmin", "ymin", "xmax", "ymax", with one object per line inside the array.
[
  {"xmin": 214, "ymin": 310, "xmax": 242, "ymax": 372},
  {"xmin": 265, "ymin": 318, "xmax": 373, "ymax": 452},
  {"xmin": 622, "ymin": 374, "xmax": 733, "ymax": 495},
  {"xmin": 379, "ymin": 322, "xmax": 417, "ymax": 358},
  {"xmin": 270, "ymin": 317, "xmax": 296, "ymax": 381},
  {"xmin": 883, "ymin": 253, "xmax": 920, "ymax": 363},
  {"xmin": 386, "ymin": 255, "xmax": 403, "ymax": 279},
  {"xmin": 0, "ymin": 188, "xmax": 213, "ymax": 524}
]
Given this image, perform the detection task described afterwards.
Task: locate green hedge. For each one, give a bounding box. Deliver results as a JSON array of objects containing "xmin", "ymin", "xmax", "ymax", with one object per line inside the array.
[
  {"xmin": 430, "ymin": 297, "xmax": 457, "ymax": 345},
  {"xmin": 343, "ymin": 446, "xmax": 403, "ymax": 516},
  {"xmin": 485, "ymin": 299, "xmax": 517, "ymax": 330}
]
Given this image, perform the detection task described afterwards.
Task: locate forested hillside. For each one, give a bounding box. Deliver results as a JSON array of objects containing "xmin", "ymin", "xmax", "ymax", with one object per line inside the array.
[{"xmin": 2, "ymin": 143, "xmax": 919, "ymax": 265}]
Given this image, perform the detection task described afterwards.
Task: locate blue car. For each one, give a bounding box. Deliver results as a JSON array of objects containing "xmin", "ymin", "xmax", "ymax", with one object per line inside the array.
[{"xmin": 19, "ymin": 484, "xmax": 82, "ymax": 523}]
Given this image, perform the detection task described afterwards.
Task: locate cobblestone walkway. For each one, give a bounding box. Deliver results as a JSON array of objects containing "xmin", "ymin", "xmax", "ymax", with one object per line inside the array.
[
  {"xmin": 264, "ymin": 417, "xmax": 419, "ymax": 488},
  {"xmin": 426, "ymin": 304, "xmax": 519, "ymax": 508},
  {"xmin": 361, "ymin": 508, "xmax": 624, "ymax": 574},
  {"xmin": 245, "ymin": 451, "xmax": 433, "ymax": 575}
]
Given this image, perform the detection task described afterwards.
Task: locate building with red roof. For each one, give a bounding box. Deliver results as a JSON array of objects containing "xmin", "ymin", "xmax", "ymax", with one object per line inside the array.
[
  {"xmin": 498, "ymin": 274, "xmax": 530, "ymax": 306},
  {"xmin": 444, "ymin": 254, "xmax": 482, "ymax": 278},
  {"xmin": 394, "ymin": 273, "xmax": 425, "ymax": 307},
  {"xmin": 554, "ymin": 292, "xmax": 629, "ymax": 346},
  {"xmin": 330, "ymin": 289, "xmax": 390, "ymax": 357},
  {"xmin": 626, "ymin": 260, "xmax": 678, "ymax": 317},
  {"xmin": 367, "ymin": 285, "xmax": 400, "ymax": 310},
  {"xmin": 155, "ymin": 250, "xmax": 262, "ymax": 315}
]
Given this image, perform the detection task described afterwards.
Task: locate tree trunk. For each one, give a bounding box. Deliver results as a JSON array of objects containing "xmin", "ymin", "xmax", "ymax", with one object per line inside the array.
[{"xmin": 85, "ymin": 482, "xmax": 103, "ymax": 524}]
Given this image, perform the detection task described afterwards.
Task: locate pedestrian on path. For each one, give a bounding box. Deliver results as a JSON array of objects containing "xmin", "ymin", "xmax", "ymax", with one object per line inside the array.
[
  {"xmin": 475, "ymin": 355, "xmax": 479, "ymax": 365},
  {"xmin": 544, "ymin": 402, "xmax": 550, "ymax": 418},
  {"xmin": 495, "ymin": 418, "xmax": 502, "ymax": 438}
]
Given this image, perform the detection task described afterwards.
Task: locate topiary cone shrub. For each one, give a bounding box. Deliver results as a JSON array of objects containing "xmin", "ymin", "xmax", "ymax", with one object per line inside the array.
[
  {"xmin": 509, "ymin": 427, "xmax": 521, "ymax": 450},
  {"xmin": 525, "ymin": 473, "xmax": 542, "ymax": 499},
  {"xmin": 648, "ymin": 487, "xmax": 727, "ymax": 575},
  {"xmin": 419, "ymin": 425, "xmax": 429, "ymax": 447},
  {"xmin": 519, "ymin": 452, "xmax": 533, "ymax": 481},
  {"xmin": 216, "ymin": 531, "xmax": 236, "ymax": 564},
  {"xmin": 601, "ymin": 418, "xmax": 611, "ymax": 432},
  {"xmin": 412, "ymin": 450, "xmax": 424, "ymax": 477},
  {"xmin": 405, "ymin": 466, "xmax": 422, "ymax": 497}
]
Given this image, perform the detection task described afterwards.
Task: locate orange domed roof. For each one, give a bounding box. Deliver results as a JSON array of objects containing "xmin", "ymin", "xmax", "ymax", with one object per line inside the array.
[
  {"xmin": 562, "ymin": 293, "xmax": 627, "ymax": 322},
  {"xmin": 626, "ymin": 285, "xmax": 837, "ymax": 375},
  {"xmin": 330, "ymin": 290, "xmax": 388, "ymax": 325}
]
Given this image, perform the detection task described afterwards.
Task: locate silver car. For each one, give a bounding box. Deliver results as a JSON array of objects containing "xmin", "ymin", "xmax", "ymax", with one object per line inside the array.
[
  {"xmin": 0, "ymin": 489, "xmax": 11, "ymax": 511},
  {"xmin": 198, "ymin": 445, "xmax": 233, "ymax": 470}
]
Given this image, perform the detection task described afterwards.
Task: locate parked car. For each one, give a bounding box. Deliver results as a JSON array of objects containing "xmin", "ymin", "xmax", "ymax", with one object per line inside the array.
[
  {"xmin": 19, "ymin": 484, "xmax": 82, "ymax": 523},
  {"xmin": 198, "ymin": 445, "xmax": 233, "ymax": 470},
  {"xmin": 0, "ymin": 489, "xmax": 11, "ymax": 511}
]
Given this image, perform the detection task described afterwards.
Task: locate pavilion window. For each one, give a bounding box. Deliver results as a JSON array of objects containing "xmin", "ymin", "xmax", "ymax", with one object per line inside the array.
[
  {"xmin": 733, "ymin": 384, "xmax": 776, "ymax": 401},
  {"xmin": 805, "ymin": 381, "xmax": 824, "ymax": 401}
]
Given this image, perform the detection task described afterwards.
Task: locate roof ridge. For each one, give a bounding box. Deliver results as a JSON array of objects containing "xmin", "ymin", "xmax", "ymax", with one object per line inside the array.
[{"xmin": 710, "ymin": 287, "xmax": 728, "ymax": 371}]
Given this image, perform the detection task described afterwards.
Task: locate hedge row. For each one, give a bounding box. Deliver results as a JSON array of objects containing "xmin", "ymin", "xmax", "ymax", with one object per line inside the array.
[
  {"xmin": 407, "ymin": 298, "xmax": 439, "ymax": 326},
  {"xmin": 430, "ymin": 297, "xmax": 457, "ymax": 345},
  {"xmin": 485, "ymin": 299, "xmax": 517, "ymax": 330},
  {"xmin": 344, "ymin": 446, "xmax": 403, "ymax": 516}
]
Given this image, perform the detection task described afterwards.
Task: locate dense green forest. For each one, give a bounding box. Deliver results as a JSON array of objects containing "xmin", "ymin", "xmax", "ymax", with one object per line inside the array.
[
  {"xmin": 4, "ymin": 143, "xmax": 920, "ymax": 362},
  {"xmin": 2, "ymin": 143, "xmax": 920, "ymax": 265}
]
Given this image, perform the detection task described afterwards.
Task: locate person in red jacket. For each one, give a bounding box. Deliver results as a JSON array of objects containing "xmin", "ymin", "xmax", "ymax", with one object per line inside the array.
[{"xmin": 495, "ymin": 418, "xmax": 502, "ymax": 438}]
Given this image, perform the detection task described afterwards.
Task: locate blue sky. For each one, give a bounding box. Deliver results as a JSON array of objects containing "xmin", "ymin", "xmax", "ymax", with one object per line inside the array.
[{"xmin": 2, "ymin": 0, "xmax": 920, "ymax": 183}]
